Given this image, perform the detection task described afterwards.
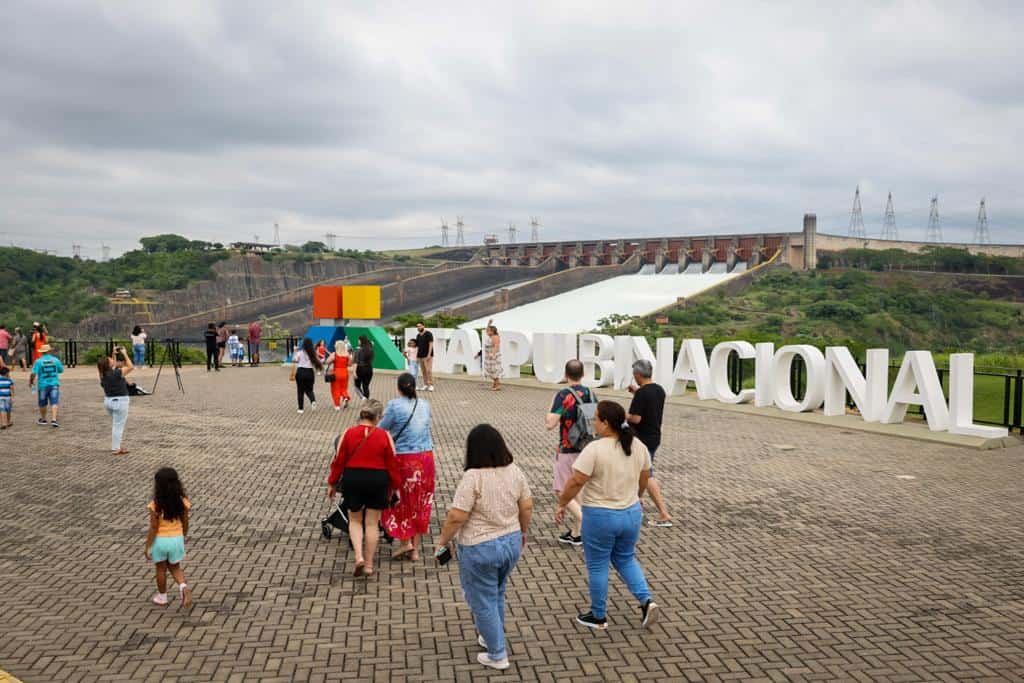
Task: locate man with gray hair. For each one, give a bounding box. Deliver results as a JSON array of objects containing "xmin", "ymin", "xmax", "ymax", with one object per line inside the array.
[{"xmin": 627, "ymin": 359, "xmax": 672, "ymax": 526}]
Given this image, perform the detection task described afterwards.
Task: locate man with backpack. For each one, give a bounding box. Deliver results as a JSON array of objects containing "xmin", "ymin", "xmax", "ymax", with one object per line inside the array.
[{"xmin": 545, "ymin": 359, "xmax": 596, "ymax": 546}]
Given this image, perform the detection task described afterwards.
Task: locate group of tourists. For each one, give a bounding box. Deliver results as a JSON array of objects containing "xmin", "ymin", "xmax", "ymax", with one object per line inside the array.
[
  {"xmin": 0, "ymin": 324, "xmax": 65, "ymax": 430},
  {"xmin": 0, "ymin": 322, "xmax": 49, "ymax": 371},
  {"xmin": 321, "ymin": 356, "xmax": 671, "ymax": 670},
  {"xmin": 289, "ymin": 334, "xmax": 376, "ymax": 412},
  {"xmin": 203, "ymin": 320, "xmax": 263, "ymax": 371}
]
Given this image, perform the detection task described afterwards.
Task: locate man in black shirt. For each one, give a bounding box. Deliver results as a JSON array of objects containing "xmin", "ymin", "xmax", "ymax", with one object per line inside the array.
[
  {"xmin": 627, "ymin": 359, "xmax": 672, "ymax": 526},
  {"xmin": 414, "ymin": 322, "xmax": 435, "ymax": 391}
]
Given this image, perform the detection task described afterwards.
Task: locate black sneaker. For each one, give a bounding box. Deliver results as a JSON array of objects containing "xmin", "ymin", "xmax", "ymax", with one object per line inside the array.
[
  {"xmin": 51, "ymin": 421, "xmax": 60, "ymax": 428},
  {"xmin": 575, "ymin": 612, "xmax": 607, "ymax": 630},
  {"xmin": 558, "ymin": 530, "xmax": 582, "ymax": 545},
  {"xmin": 640, "ymin": 600, "xmax": 659, "ymax": 629},
  {"xmin": 36, "ymin": 418, "xmax": 48, "ymax": 426}
]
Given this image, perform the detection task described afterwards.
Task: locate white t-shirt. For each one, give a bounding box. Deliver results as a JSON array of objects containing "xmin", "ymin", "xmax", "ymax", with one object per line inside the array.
[
  {"xmin": 292, "ymin": 350, "xmax": 315, "ymax": 369},
  {"xmin": 131, "ymin": 332, "xmax": 147, "ymax": 346},
  {"xmin": 572, "ymin": 436, "xmax": 652, "ymax": 510}
]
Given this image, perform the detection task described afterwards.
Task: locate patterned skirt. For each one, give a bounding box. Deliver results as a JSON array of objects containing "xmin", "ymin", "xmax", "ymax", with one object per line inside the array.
[
  {"xmin": 483, "ymin": 349, "xmax": 503, "ymax": 380},
  {"xmin": 382, "ymin": 451, "xmax": 435, "ymax": 540}
]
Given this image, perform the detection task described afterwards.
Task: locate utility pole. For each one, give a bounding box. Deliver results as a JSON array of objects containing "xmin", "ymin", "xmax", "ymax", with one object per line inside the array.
[
  {"xmin": 273, "ymin": 223, "xmax": 281, "ymax": 246},
  {"xmin": 441, "ymin": 219, "xmax": 450, "ymax": 247},
  {"xmin": 848, "ymin": 185, "xmax": 866, "ymax": 238},
  {"xmin": 926, "ymin": 196, "xmax": 942, "ymax": 242},
  {"xmin": 530, "ymin": 216, "xmax": 540, "ymax": 242},
  {"xmin": 72, "ymin": 243, "xmax": 82, "ymax": 259},
  {"xmin": 456, "ymin": 216, "xmax": 465, "ymax": 246},
  {"xmin": 507, "ymin": 222, "xmax": 517, "ymax": 243},
  {"xmin": 974, "ymin": 198, "xmax": 990, "ymax": 245},
  {"xmin": 325, "ymin": 232, "xmax": 338, "ymax": 250},
  {"xmin": 881, "ymin": 192, "xmax": 898, "ymax": 240}
]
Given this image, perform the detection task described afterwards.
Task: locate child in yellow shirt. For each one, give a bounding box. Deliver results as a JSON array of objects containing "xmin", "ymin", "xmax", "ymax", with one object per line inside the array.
[{"xmin": 144, "ymin": 467, "xmax": 192, "ymax": 607}]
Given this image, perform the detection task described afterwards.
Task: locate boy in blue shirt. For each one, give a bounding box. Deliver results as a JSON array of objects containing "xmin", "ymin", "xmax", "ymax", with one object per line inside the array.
[
  {"xmin": 30, "ymin": 343, "xmax": 65, "ymax": 428},
  {"xmin": 0, "ymin": 366, "xmax": 13, "ymax": 429}
]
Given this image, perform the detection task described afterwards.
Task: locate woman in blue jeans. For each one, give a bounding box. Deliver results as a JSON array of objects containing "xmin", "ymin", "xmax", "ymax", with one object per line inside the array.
[
  {"xmin": 436, "ymin": 424, "xmax": 534, "ymax": 671},
  {"xmin": 98, "ymin": 347, "xmax": 134, "ymax": 455},
  {"xmin": 556, "ymin": 400, "xmax": 659, "ymax": 630}
]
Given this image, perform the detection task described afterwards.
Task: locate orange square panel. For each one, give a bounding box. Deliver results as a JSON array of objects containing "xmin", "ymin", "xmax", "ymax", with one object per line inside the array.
[{"xmin": 312, "ymin": 286, "xmax": 343, "ymax": 319}]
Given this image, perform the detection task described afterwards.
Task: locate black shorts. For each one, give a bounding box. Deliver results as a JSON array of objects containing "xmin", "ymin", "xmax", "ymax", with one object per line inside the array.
[
  {"xmin": 341, "ymin": 468, "xmax": 390, "ymax": 511},
  {"xmin": 217, "ymin": 341, "xmax": 226, "ymax": 349}
]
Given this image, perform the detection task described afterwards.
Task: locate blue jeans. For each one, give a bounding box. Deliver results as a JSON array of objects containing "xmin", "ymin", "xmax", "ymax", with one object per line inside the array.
[
  {"xmin": 133, "ymin": 344, "xmax": 146, "ymax": 366},
  {"xmin": 458, "ymin": 531, "xmax": 522, "ymax": 660},
  {"xmin": 104, "ymin": 396, "xmax": 129, "ymax": 450},
  {"xmin": 581, "ymin": 503, "xmax": 651, "ymax": 619}
]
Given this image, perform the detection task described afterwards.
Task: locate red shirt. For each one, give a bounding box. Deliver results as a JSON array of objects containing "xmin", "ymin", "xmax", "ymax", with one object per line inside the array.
[{"xmin": 327, "ymin": 425, "xmax": 401, "ymax": 490}]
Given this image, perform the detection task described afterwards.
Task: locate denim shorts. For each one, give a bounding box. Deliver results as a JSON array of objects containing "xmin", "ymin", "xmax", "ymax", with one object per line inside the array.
[
  {"xmin": 151, "ymin": 535, "xmax": 186, "ymax": 564},
  {"xmin": 37, "ymin": 386, "xmax": 59, "ymax": 407},
  {"xmin": 0, "ymin": 397, "xmax": 10, "ymax": 414}
]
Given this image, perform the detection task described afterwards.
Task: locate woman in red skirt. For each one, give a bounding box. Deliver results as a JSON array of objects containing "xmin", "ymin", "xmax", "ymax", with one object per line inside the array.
[
  {"xmin": 380, "ymin": 373, "xmax": 435, "ymax": 561},
  {"xmin": 325, "ymin": 340, "xmax": 352, "ymax": 410}
]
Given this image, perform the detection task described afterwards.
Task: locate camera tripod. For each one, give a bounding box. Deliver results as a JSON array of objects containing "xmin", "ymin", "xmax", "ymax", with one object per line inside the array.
[{"xmin": 151, "ymin": 338, "xmax": 184, "ymax": 395}]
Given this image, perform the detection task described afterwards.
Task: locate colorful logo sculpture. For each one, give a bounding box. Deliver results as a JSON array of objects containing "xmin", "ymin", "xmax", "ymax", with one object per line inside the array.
[{"xmin": 304, "ymin": 285, "xmax": 404, "ymax": 370}]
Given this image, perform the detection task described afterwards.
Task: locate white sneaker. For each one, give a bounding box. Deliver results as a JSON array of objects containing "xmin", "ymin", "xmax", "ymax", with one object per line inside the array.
[
  {"xmin": 476, "ymin": 653, "xmax": 509, "ymax": 670},
  {"xmin": 297, "ymin": 409, "xmax": 304, "ymax": 414},
  {"xmin": 334, "ymin": 406, "xmax": 341, "ymax": 411},
  {"xmin": 311, "ymin": 402, "xmax": 318, "ymax": 411},
  {"xmin": 428, "ymin": 385, "xmax": 435, "ymax": 392},
  {"xmin": 151, "ymin": 592, "xmax": 168, "ymax": 606},
  {"xmin": 477, "ymin": 634, "xmax": 487, "ymax": 648}
]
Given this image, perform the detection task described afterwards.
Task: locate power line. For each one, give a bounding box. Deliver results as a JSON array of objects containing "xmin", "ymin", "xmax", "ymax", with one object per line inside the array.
[
  {"xmin": 273, "ymin": 223, "xmax": 281, "ymax": 246},
  {"xmin": 974, "ymin": 198, "xmax": 990, "ymax": 245},
  {"xmin": 848, "ymin": 185, "xmax": 865, "ymax": 238},
  {"xmin": 926, "ymin": 196, "xmax": 942, "ymax": 242},
  {"xmin": 881, "ymin": 192, "xmax": 898, "ymax": 240},
  {"xmin": 72, "ymin": 243, "xmax": 82, "ymax": 259}
]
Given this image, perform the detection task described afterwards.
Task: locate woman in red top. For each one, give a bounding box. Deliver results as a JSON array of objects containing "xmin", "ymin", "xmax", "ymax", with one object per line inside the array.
[{"xmin": 327, "ymin": 399, "xmax": 401, "ymax": 577}]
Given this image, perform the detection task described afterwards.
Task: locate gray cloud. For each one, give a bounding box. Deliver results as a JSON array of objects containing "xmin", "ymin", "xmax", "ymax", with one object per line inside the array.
[{"xmin": 1, "ymin": 1, "xmax": 1021, "ymax": 258}]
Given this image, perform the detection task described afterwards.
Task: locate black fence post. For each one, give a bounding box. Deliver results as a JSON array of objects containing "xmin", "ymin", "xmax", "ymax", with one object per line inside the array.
[
  {"xmin": 1003, "ymin": 375, "xmax": 1012, "ymax": 427},
  {"xmin": 105, "ymin": 338, "xmax": 114, "ymax": 358},
  {"xmin": 1014, "ymin": 370, "xmax": 1023, "ymax": 434}
]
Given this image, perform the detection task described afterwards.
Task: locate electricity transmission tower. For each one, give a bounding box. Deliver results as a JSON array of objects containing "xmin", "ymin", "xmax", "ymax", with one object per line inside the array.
[
  {"xmin": 273, "ymin": 223, "xmax": 281, "ymax": 246},
  {"xmin": 441, "ymin": 219, "xmax": 450, "ymax": 247},
  {"xmin": 507, "ymin": 223, "xmax": 517, "ymax": 243},
  {"xmin": 848, "ymin": 185, "xmax": 866, "ymax": 238},
  {"xmin": 101, "ymin": 243, "xmax": 110, "ymax": 262},
  {"xmin": 72, "ymin": 243, "xmax": 82, "ymax": 259},
  {"xmin": 926, "ymin": 197, "xmax": 942, "ymax": 242},
  {"xmin": 881, "ymin": 192, "xmax": 898, "ymax": 240},
  {"xmin": 456, "ymin": 217, "xmax": 465, "ymax": 246},
  {"xmin": 530, "ymin": 217, "xmax": 540, "ymax": 242},
  {"xmin": 325, "ymin": 232, "xmax": 338, "ymax": 250},
  {"xmin": 974, "ymin": 198, "xmax": 990, "ymax": 244}
]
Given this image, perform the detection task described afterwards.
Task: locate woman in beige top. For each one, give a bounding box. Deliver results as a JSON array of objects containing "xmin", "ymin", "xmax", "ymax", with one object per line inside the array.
[
  {"xmin": 437, "ymin": 424, "xmax": 533, "ymax": 672},
  {"xmin": 556, "ymin": 400, "xmax": 659, "ymax": 631}
]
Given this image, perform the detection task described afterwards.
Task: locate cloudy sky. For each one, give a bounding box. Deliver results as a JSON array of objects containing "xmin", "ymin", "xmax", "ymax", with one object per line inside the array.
[{"xmin": 2, "ymin": 1, "xmax": 1021, "ymax": 257}]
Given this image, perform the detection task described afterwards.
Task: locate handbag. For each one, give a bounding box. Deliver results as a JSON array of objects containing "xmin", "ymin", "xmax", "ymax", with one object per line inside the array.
[{"xmin": 325, "ymin": 372, "xmax": 336, "ymax": 383}]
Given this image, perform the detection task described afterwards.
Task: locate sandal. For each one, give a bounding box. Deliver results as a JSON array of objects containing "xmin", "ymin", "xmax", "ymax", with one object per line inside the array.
[
  {"xmin": 353, "ymin": 562, "xmax": 365, "ymax": 577},
  {"xmin": 364, "ymin": 568, "xmax": 375, "ymax": 578},
  {"xmin": 392, "ymin": 547, "xmax": 414, "ymax": 561}
]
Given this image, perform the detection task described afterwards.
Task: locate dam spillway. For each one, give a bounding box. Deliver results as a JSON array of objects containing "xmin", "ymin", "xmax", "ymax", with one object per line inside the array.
[{"xmin": 461, "ymin": 268, "xmax": 738, "ymax": 334}]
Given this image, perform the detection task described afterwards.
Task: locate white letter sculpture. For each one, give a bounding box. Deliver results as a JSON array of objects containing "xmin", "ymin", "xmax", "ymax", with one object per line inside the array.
[
  {"xmin": 754, "ymin": 342, "xmax": 775, "ymax": 407},
  {"xmin": 533, "ymin": 333, "xmax": 578, "ymax": 384},
  {"xmin": 498, "ymin": 331, "xmax": 532, "ymax": 380},
  {"xmin": 671, "ymin": 339, "xmax": 713, "ymax": 398},
  {"xmin": 439, "ymin": 329, "xmax": 481, "ymax": 375},
  {"xmin": 773, "ymin": 345, "xmax": 826, "ymax": 412},
  {"xmin": 824, "ymin": 347, "xmax": 888, "ymax": 421},
  {"xmin": 579, "ymin": 334, "xmax": 615, "ymax": 388},
  {"xmin": 948, "ymin": 354, "xmax": 1008, "ymax": 438},
  {"xmin": 881, "ymin": 351, "xmax": 950, "ymax": 431},
  {"xmin": 709, "ymin": 341, "xmax": 755, "ymax": 404}
]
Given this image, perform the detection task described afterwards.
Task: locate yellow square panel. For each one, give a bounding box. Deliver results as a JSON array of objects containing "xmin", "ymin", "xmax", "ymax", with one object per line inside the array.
[{"xmin": 342, "ymin": 285, "xmax": 381, "ymax": 319}]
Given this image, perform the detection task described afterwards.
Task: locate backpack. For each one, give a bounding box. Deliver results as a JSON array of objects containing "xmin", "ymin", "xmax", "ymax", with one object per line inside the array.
[{"xmin": 565, "ymin": 387, "xmax": 597, "ymax": 451}]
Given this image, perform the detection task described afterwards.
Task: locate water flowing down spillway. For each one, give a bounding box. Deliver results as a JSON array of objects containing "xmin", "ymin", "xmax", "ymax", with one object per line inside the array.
[{"xmin": 461, "ymin": 268, "xmax": 739, "ymax": 334}]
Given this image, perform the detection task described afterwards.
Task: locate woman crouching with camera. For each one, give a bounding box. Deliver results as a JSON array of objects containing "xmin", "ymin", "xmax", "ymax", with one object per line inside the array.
[
  {"xmin": 436, "ymin": 424, "xmax": 534, "ymax": 671},
  {"xmin": 99, "ymin": 346, "xmax": 134, "ymax": 455},
  {"xmin": 326, "ymin": 399, "xmax": 401, "ymax": 578}
]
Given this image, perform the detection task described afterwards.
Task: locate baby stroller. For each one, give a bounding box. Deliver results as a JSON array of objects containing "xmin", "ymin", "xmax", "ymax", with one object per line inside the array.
[
  {"xmin": 320, "ymin": 499, "xmax": 394, "ymax": 545},
  {"xmin": 320, "ymin": 433, "xmax": 394, "ymax": 545}
]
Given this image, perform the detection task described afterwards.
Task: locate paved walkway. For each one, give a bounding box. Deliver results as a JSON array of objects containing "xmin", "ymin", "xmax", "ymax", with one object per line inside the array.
[{"xmin": 1, "ymin": 366, "xmax": 1023, "ymax": 682}]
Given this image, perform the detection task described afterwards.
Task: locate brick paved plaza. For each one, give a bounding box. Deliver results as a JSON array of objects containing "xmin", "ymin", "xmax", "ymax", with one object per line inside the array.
[{"xmin": 2, "ymin": 366, "xmax": 1023, "ymax": 682}]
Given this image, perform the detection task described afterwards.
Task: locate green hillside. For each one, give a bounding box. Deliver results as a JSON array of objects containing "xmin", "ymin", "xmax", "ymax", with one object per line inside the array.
[{"xmin": 601, "ymin": 268, "xmax": 1024, "ymax": 365}]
